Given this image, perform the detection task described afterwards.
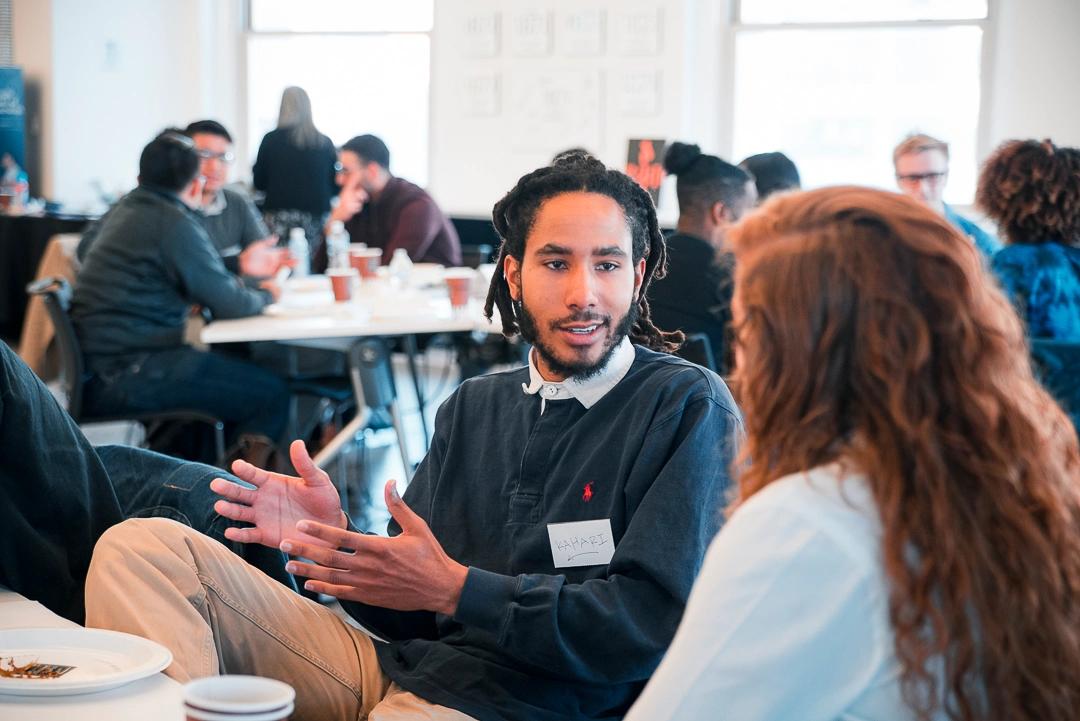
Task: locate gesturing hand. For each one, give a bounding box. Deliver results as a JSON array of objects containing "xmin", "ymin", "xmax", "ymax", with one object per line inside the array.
[
  {"xmin": 281, "ymin": 480, "xmax": 469, "ymax": 616},
  {"xmin": 239, "ymin": 236, "xmax": 290, "ymax": 278},
  {"xmin": 211, "ymin": 440, "xmax": 346, "ymax": 550}
]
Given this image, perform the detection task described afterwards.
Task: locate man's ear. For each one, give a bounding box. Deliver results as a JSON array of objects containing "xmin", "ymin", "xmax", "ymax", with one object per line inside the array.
[
  {"xmin": 181, "ymin": 177, "xmax": 203, "ymax": 206},
  {"xmin": 632, "ymin": 256, "xmax": 646, "ymax": 301},
  {"xmin": 503, "ymin": 253, "xmax": 522, "ymax": 301},
  {"xmin": 711, "ymin": 200, "xmax": 730, "ymax": 226}
]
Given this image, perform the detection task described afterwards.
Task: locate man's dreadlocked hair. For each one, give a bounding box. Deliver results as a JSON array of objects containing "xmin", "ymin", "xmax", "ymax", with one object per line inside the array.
[{"xmin": 483, "ymin": 152, "xmax": 683, "ymax": 353}]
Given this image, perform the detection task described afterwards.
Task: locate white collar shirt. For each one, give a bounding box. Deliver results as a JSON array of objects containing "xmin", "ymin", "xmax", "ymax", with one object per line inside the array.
[{"xmin": 521, "ymin": 337, "xmax": 635, "ymax": 413}]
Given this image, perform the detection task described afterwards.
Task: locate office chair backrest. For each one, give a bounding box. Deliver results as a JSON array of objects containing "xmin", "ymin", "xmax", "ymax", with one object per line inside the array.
[
  {"xmin": 1031, "ymin": 337, "xmax": 1080, "ymax": 429},
  {"xmin": 675, "ymin": 332, "xmax": 718, "ymax": 373},
  {"xmin": 352, "ymin": 338, "xmax": 397, "ymax": 409},
  {"xmin": 26, "ymin": 276, "xmax": 87, "ymax": 419}
]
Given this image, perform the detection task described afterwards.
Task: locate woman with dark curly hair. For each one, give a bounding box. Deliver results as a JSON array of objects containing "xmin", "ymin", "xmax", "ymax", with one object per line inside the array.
[
  {"xmin": 627, "ymin": 186, "xmax": 1080, "ymax": 721},
  {"xmin": 977, "ymin": 138, "xmax": 1080, "ymax": 340}
]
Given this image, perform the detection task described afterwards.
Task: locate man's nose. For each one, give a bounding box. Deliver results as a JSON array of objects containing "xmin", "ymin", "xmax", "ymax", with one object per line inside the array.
[{"xmin": 565, "ymin": 266, "xmax": 600, "ymax": 309}]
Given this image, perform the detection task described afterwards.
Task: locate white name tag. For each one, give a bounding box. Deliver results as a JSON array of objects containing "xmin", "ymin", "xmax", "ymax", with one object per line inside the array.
[{"xmin": 547, "ymin": 519, "xmax": 615, "ymax": 568}]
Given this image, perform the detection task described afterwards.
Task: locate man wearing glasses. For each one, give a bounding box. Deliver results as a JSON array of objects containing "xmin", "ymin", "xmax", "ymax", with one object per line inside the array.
[
  {"xmin": 185, "ymin": 120, "xmax": 290, "ymax": 279},
  {"xmin": 893, "ymin": 133, "xmax": 998, "ymax": 260}
]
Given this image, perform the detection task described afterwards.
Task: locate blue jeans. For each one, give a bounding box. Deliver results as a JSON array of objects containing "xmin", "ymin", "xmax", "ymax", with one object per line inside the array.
[
  {"xmin": 84, "ymin": 346, "xmax": 290, "ymax": 443},
  {"xmin": 0, "ymin": 341, "xmax": 292, "ymax": 624},
  {"xmin": 97, "ymin": 444, "xmax": 296, "ymax": 593}
]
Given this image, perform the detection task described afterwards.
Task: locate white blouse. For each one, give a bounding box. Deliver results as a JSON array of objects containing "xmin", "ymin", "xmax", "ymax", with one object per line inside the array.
[{"xmin": 626, "ymin": 464, "xmax": 945, "ymax": 721}]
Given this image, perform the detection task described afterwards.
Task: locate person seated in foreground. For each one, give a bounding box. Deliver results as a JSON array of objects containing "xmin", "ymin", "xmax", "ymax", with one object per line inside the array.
[
  {"xmin": 0, "ymin": 341, "xmax": 292, "ymax": 623},
  {"xmin": 84, "ymin": 154, "xmax": 742, "ymax": 721},
  {"xmin": 647, "ymin": 141, "xmax": 756, "ymax": 372},
  {"xmin": 893, "ymin": 132, "xmax": 999, "ymax": 260},
  {"xmin": 976, "ymin": 138, "xmax": 1080, "ymax": 341},
  {"xmin": 72, "ymin": 130, "xmax": 289, "ymax": 460},
  {"xmin": 738, "ymin": 151, "xmax": 801, "ymax": 201},
  {"xmin": 326, "ymin": 133, "xmax": 462, "ymax": 267},
  {"xmin": 626, "ymin": 186, "xmax": 1080, "ymax": 721}
]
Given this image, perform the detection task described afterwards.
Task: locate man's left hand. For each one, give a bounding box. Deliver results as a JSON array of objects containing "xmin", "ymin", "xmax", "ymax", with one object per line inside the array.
[
  {"xmin": 240, "ymin": 236, "xmax": 291, "ymax": 278},
  {"xmin": 281, "ymin": 479, "xmax": 469, "ymax": 616}
]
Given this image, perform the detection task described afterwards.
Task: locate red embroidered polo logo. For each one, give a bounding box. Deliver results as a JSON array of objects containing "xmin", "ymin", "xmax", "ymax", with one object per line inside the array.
[{"xmin": 582, "ymin": 482, "xmax": 594, "ymax": 502}]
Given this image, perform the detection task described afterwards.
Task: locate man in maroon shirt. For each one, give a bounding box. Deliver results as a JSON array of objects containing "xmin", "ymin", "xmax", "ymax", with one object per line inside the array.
[{"xmin": 327, "ymin": 134, "xmax": 462, "ymax": 266}]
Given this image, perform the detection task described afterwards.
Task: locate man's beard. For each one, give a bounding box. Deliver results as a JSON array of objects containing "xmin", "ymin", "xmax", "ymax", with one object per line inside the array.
[{"xmin": 517, "ymin": 299, "xmax": 639, "ymax": 381}]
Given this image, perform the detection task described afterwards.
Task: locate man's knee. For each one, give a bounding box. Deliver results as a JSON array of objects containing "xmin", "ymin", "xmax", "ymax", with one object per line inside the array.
[{"xmin": 95, "ymin": 517, "xmax": 199, "ymax": 560}]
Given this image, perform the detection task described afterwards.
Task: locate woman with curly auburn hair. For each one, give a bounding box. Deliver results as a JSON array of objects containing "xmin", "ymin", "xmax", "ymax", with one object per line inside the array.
[
  {"xmin": 626, "ymin": 186, "xmax": 1080, "ymax": 721},
  {"xmin": 977, "ymin": 138, "xmax": 1080, "ymax": 340}
]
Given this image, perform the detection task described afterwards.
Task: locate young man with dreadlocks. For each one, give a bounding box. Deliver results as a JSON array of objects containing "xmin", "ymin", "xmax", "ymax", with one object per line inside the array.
[{"xmin": 84, "ymin": 154, "xmax": 742, "ymax": 721}]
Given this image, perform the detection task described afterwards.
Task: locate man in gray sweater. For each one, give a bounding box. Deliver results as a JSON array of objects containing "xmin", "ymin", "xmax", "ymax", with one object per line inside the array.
[{"xmin": 71, "ymin": 130, "xmax": 289, "ymax": 452}]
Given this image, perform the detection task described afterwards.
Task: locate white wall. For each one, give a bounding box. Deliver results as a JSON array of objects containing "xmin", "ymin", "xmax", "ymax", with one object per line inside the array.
[
  {"xmin": 13, "ymin": 0, "xmax": 246, "ymax": 211},
  {"xmin": 430, "ymin": 0, "xmax": 703, "ymax": 224},
  {"xmin": 983, "ymin": 0, "xmax": 1080, "ymax": 152}
]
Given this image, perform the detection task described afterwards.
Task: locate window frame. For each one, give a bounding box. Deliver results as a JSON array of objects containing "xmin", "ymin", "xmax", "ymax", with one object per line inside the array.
[
  {"xmin": 241, "ymin": 0, "xmax": 435, "ymax": 184},
  {"xmin": 722, "ymin": 0, "xmax": 997, "ymax": 208}
]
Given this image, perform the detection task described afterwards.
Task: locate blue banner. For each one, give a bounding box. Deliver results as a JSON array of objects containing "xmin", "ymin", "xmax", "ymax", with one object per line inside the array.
[{"xmin": 0, "ymin": 67, "xmax": 26, "ymax": 169}]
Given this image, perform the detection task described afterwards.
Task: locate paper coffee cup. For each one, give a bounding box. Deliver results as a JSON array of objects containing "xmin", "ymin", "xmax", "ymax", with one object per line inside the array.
[
  {"xmin": 183, "ymin": 675, "xmax": 295, "ymax": 721},
  {"xmin": 349, "ymin": 247, "xmax": 382, "ymax": 278},
  {"xmin": 328, "ymin": 268, "xmax": 359, "ymax": 302},
  {"xmin": 444, "ymin": 268, "xmax": 475, "ymax": 309}
]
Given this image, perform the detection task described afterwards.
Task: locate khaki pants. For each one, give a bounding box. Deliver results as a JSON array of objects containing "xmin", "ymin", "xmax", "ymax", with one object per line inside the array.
[{"xmin": 86, "ymin": 518, "xmax": 475, "ymax": 721}]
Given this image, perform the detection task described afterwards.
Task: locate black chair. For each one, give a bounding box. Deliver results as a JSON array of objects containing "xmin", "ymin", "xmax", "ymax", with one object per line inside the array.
[
  {"xmin": 26, "ymin": 277, "xmax": 227, "ymax": 466},
  {"xmin": 675, "ymin": 332, "xmax": 718, "ymax": 373},
  {"xmin": 1031, "ymin": 338, "xmax": 1080, "ymax": 430},
  {"xmin": 460, "ymin": 244, "xmax": 494, "ymax": 269}
]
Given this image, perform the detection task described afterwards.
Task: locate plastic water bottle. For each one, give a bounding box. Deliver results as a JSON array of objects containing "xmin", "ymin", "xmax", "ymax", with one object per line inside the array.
[
  {"xmin": 288, "ymin": 227, "xmax": 310, "ymax": 277},
  {"xmin": 327, "ymin": 220, "xmax": 350, "ymax": 270},
  {"xmin": 389, "ymin": 248, "xmax": 413, "ymax": 287}
]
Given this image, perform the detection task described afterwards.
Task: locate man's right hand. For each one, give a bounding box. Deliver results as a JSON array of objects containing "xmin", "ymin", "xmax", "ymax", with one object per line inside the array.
[
  {"xmin": 239, "ymin": 236, "xmax": 290, "ymax": 278},
  {"xmin": 211, "ymin": 440, "xmax": 347, "ymax": 550},
  {"xmin": 329, "ymin": 186, "xmax": 366, "ymax": 224}
]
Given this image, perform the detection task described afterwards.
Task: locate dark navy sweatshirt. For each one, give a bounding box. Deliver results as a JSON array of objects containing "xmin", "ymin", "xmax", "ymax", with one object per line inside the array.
[{"xmin": 343, "ymin": 345, "xmax": 742, "ymax": 720}]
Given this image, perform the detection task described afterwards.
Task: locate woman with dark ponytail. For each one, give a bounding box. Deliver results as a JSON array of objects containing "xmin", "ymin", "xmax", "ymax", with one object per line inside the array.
[{"xmin": 645, "ymin": 141, "xmax": 756, "ymax": 372}]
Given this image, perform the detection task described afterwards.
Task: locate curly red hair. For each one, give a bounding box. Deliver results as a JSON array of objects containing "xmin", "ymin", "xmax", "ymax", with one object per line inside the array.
[{"xmin": 729, "ymin": 186, "xmax": 1080, "ymax": 721}]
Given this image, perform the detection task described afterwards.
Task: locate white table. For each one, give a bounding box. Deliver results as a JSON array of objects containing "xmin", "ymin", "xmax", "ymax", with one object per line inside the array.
[
  {"xmin": 200, "ymin": 273, "xmax": 499, "ymax": 473},
  {"xmin": 0, "ymin": 588, "xmax": 183, "ymax": 720}
]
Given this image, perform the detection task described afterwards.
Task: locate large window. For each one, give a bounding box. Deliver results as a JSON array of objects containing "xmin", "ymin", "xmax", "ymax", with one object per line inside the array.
[
  {"xmin": 730, "ymin": 0, "xmax": 989, "ymax": 203},
  {"xmin": 246, "ymin": 0, "xmax": 432, "ymax": 185}
]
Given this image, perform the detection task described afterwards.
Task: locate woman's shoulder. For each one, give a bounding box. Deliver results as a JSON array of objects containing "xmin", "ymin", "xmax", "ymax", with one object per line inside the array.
[{"xmin": 731, "ymin": 464, "xmax": 882, "ymax": 567}]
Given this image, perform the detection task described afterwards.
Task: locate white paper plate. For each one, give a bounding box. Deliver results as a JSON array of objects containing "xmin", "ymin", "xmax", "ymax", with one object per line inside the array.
[{"xmin": 0, "ymin": 628, "xmax": 172, "ymax": 697}]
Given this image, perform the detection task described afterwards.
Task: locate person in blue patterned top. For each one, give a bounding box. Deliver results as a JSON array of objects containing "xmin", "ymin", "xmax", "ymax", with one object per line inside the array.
[{"xmin": 977, "ymin": 139, "xmax": 1080, "ymax": 341}]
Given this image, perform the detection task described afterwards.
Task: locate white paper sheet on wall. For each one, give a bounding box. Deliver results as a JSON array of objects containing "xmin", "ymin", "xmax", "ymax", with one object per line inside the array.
[
  {"xmin": 507, "ymin": 69, "xmax": 602, "ymax": 153},
  {"xmin": 611, "ymin": 7, "xmax": 663, "ymax": 57},
  {"xmin": 616, "ymin": 69, "xmax": 662, "ymax": 117},
  {"xmin": 508, "ymin": 8, "xmax": 552, "ymax": 57},
  {"xmin": 460, "ymin": 72, "xmax": 501, "ymax": 117},
  {"xmin": 558, "ymin": 9, "xmax": 605, "ymax": 57},
  {"xmin": 460, "ymin": 11, "xmax": 500, "ymax": 58}
]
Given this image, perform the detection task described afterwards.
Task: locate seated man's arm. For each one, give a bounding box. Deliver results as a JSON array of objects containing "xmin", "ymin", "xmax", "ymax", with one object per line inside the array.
[
  {"xmin": 381, "ymin": 198, "xmax": 442, "ymax": 264},
  {"xmin": 162, "ymin": 223, "xmax": 272, "ymax": 319},
  {"xmin": 447, "ymin": 395, "xmax": 740, "ymax": 684}
]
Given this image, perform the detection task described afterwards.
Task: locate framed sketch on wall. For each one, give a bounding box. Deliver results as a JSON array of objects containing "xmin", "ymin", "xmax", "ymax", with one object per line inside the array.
[
  {"xmin": 508, "ymin": 8, "xmax": 552, "ymax": 57},
  {"xmin": 612, "ymin": 7, "xmax": 663, "ymax": 56}
]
